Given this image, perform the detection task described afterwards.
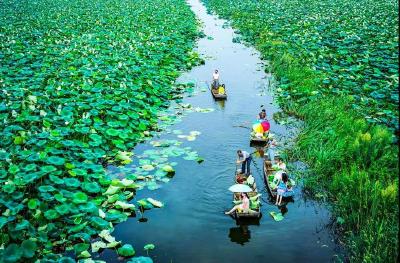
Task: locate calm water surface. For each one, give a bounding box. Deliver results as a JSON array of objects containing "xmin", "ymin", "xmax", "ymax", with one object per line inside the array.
[{"xmin": 100, "ymin": 0, "xmax": 339, "ymax": 262}]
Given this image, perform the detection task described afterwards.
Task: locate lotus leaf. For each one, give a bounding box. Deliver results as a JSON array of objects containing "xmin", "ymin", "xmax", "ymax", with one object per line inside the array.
[
  {"xmin": 44, "ymin": 210, "xmax": 59, "ymax": 220},
  {"xmin": 117, "ymin": 244, "xmax": 135, "ymax": 257},
  {"xmin": 114, "ymin": 201, "xmax": 136, "ymax": 210},
  {"xmin": 146, "ymin": 198, "xmax": 163, "ymax": 208},
  {"xmin": 144, "ymin": 244, "xmax": 155, "ymax": 250},
  {"xmin": 72, "ymin": 192, "xmax": 88, "ymax": 204},
  {"xmin": 103, "ymin": 185, "xmax": 121, "ymax": 195},
  {"xmin": 91, "ymin": 241, "xmax": 107, "ymax": 253},
  {"xmin": 2, "ymin": 243, "xmax": 22, "ymax": 263},
  {"xmin": 21, "ymin": 239, "xmax": 37, "ymax": 258},
  {"xmin": 128, "ymin": 257, "xmax": 154, "ymax": 263}
]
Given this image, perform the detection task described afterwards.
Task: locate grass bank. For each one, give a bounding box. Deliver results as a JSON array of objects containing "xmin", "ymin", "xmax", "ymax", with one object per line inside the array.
[
  {"xmin": 0, "ymin": 0, "xmax": 200, "ymax": 261},
  {"xmin": 202, "ymin": 0, "xmax": 399, "ymax": 261}
]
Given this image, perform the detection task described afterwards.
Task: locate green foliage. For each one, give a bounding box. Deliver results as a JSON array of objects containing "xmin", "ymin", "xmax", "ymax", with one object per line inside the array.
[
  {"xmin": 0, "ymin": 0, "xmax": 200, "ymax": 260},
  {"xmin": 203, "ymin": 0, "xmax": 398, "ymax": 262},
  {"xmin": 204, "ymin": 0, "xmax": 398, "ymax": 131}
]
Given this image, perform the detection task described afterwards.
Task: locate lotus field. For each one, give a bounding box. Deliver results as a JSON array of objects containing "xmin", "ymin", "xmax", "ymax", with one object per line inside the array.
[
  {"xmin": 0, "ymin": 0, "xmax": 200, "ymax": 261},
  {"xmin": 203, "ymin": 0, "xmax": 399, "ymax": 262}
]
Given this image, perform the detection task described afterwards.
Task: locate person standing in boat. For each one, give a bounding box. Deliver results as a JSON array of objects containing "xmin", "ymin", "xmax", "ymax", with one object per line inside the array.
[
  {"xmin": 237, "ymin": 150, "xmax": 252, "ymax": 175},
  {"xmin": 212, "ymin": 69, "xmax": 220, "ymax": 89},
  {"xmin": 267, "ymin": 139, "xmax": 277, "ymax": 165},
  {"xmin": 258, "ymin": 109, "xmax": 267, "ymax": 120}
]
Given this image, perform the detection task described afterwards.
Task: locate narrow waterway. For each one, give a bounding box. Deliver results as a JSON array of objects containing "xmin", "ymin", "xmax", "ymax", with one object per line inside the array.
[{"xmin": 100, "ymin": 0, "xmax": 339, "ymax": 262}]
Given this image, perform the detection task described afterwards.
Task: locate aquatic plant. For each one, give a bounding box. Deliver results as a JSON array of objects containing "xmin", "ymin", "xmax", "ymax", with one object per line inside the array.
[
  {"xmin": 0, "ymin": 0, "xmax": 202, "ymax": 261},
  {"xmin": 203, "ymin": 0, "xmax": 399, "ymax": 261}
]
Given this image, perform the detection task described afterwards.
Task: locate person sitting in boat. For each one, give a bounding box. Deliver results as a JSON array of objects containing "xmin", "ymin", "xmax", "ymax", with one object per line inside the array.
[
  {"xmin": 218, "ymin": 84, "xmax": 225, "ymax": 94},
  {"xmin": 212, "ymin": 69, "xmax": 220, "ymax": 89},
  {"xmin": 275, "ymin": 172, "xmax": 289, "ymax": 206},
  {"xmin": 225, "ymin": 193, "xmax": 251, "ymax": 215},
  {"xmin": 246, "ymin": 174, "xmax": 257, "ymax": 191},
  {"xmin": 236, "ymin": 150, "xmax": 252, "ymax": 175}
]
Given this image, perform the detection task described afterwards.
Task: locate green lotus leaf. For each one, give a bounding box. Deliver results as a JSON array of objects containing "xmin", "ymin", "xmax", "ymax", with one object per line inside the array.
[
  {"xmin": 21, "ymin": 239, "xmax": 37, "ymax": 258},
  {"xmin": 64, "ymin": 178, "xmax": 81, "ymax": 188},
  {"xmin": 106, "ymin": 128, "xmax": 119, "ymax": 136},
  {"xmin": 74, "ymin": 243, "xmax": 90, "ymax": 255},
  {"xmin": 103, "ymin": 185, "xmax": 121, "ymax": 195},
  {"xmin": 55, "ymin": 203, "xmax": 70, "ymax": 215},
  {"xmin": 41, "ymin": 165, "xmax": 57, "ymax": 173},
  {"xmin": 79, "ymin": 250, "xmax": 91, "ymax": 258},
  {"xmin": 82, "ymin": 182, "xmax": 101, "ymax": 193},
  {"xmin": 58, "ymin": 257, "xmax": 75, "ymax": 263},
  {"xmin": 128, "ymin": 257, "xmax": 153, "ymax": 263},
  {"xmin": 143, "ymin": 244, "xmax": 155, "ymax": 250},
  {"xmin": 91, "ymin": 216, "xmax": 110, "ymax": 229},
  {"xmin": 8, "ymin": 164, "xmax": 20, "ymax": 174},
  {"xmin": 46, "ymin": 156, "xmax": 65, "ymax": 166},
  {"xmin": 38, "ymin": 185, "xmax": 56, "ymax": 192},
  {"xmin": 0, "ymin": 216, "xmax": 8, "ymax": 229},
  {"xmin": 3, "ymin": 183, "xmax": 16, "ymax": 194},
  {"xmin": 72, "ymin": 192, "xmax": 88, "ymax": 204},
  {"xmin": 44, "ymin": 210, "xmax": 59, "ymax": 220},
  {"xmin": 117, "ymin": 244, "xmax": 135, "ymax": 257},
  {"xmin": 28, "ymin": 199, "xmax": 39, "ymax": 209},
  {"xmin": 24, "ymin": 163, "xmax": 37, "ymax": 172},
  {"xmin": 15, "ymin": 220, "xmax": 30, "ymax": 231},
  {"xmin": 3, "ymin": 243, "xmax": 22, "ymax": 263}
]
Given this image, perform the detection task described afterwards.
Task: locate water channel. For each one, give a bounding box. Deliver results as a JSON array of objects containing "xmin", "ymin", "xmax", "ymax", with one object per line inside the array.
[{"xmin": 101, "ymin": 0, "xmax": 339, "ymax": 262}]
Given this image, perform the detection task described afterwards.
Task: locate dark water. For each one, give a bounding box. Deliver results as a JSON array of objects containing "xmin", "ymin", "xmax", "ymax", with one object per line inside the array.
[{"xmin": 100, "ymin": 0, "xmax": 339, "ymax": 262}]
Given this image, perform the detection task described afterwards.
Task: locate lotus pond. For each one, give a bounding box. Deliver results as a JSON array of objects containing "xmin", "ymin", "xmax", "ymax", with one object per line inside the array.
[
  {"xmin": 203, "ymin": 0, "xmax": 399, "ymax": 132},
  {"xmin": 0, "ymin": 0, "xmax": 201, "ymax": 261}
]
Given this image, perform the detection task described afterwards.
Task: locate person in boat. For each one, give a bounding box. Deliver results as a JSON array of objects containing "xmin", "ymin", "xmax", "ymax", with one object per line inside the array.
[
  {"xmin": 225, "ymin": 193, "xmax": 251, "ymax": 215},
  {"xmin": 246, "ymin": 174, "xmax": 257, "ymax": 190},
  {"xmin": 218, "ymin": 84, "xmax": 225, "ymax": 94},
  {"xmin": 237, "ymin": 150, "xmax": 252, "ymax": 175},
  {"xmin": 258, "ymin": 109, "xmax": 267, "ymax": 120},
  {"xmin": 212, "ymin": 69, "xmax": 220, "ymax": 89},
  {"xmin": 273, "ymin": 157, "xmax": 287, "ymax": 181},
  {"xmin": 266, "ymin": 139, "xmax": 277, "ymax": 165},
  {"xmin": 275, "ymin": 172, "xmax": 289, "ymax": 205}
]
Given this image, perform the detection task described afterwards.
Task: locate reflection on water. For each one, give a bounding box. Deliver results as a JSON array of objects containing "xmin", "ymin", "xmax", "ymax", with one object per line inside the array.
[{"xmin": 229, "ymin": 225, "xmax": 251, "ymax": 246}]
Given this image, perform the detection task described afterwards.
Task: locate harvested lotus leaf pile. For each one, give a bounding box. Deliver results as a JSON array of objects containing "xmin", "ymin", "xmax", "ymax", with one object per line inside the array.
[{"xmin": 0, "ymin": 0, "xmax": 203, "ymax": 261}]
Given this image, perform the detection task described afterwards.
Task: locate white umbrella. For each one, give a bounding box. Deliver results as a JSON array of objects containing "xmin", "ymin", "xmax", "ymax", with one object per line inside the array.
[{"xmin": 228, "ymin": 184, "xmax": 252, "ymax": 193}]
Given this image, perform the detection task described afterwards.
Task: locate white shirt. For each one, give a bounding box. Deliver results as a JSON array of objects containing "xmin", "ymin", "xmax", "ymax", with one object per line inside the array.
[
  {"xmin": 213, "ymin": 72, "xmax": 219, "ymax": 80},
  {"xmin": 239, "ymin": 151, "xmax": 250, "ymax": 161}
]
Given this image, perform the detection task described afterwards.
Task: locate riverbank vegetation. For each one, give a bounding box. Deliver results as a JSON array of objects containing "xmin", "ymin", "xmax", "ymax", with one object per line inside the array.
[
  {"xmin": 0, "ymin": 0, "xmax": 200, "ymax": 261},
  {"xmin": 203, "ymin": 0, "xmax": 399, "ymax": 261}
]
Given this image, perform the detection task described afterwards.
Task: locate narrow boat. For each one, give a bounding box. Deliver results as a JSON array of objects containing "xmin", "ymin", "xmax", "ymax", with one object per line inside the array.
[
  {"xmin": 250, "ymin": 135, "xmax": 269, "ymax": 146},
  {"xmin": 232, "ymin": 172, "xmax": 262, "ymax": 219},
  {"xmin": 263, "ymin": 159, "xmax": 295, "ymax": 200},
  {"xmin": 210, "ymin": 84, "xmax": 227, "ymax": 100}
]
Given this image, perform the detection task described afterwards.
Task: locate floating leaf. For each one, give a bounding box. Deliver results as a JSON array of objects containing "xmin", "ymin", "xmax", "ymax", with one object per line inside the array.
[
  {"xmin": 146, "ymin": 198, "xmax": 163, "ymax": 208},
  {"xmin": 269, "ymin": 211, "xmax": 284, "ymax": 221},
  {"xmin": 117, "ymin": 244, "xmax": 135, "ymax": 257},
  {"xmin": 127, "ymin": 257, "xmax": 153, "ymax": 263},
  {"xmin": 143, "ymin": 244, "xmax": 155, "ymax": 250}
]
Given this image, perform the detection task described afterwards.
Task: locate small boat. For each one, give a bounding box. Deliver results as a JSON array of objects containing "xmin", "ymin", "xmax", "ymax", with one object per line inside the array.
[
  {"xmin": 263, "ymin": 159, "xmax": 295, "ymax": 200},
  {"xmin": 210, "ymin": 84, "xmax": 227, "ymax": 100},
  {"xmin": 250, "ymin": 135, "xmax": 269, "ymax": 146},
  {"xmin": 232, "ymin": 172, "xmax": 262, "ymax": 219}
]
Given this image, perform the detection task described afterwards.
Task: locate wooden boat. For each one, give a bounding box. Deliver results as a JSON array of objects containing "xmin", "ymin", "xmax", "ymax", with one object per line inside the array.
[
  {"xmin": 232, "ymin": 172, "xmax": 262, "ymax": 219},
  {"xmin": 210, "ymin": 84, "xmax": 227, "ymax": 100},
  {"xmin": 250, "ymin": 135, "xmax": 269, "ymax": 146},
  {"xmin": 263, "ymin": 159, "xmax": 295, "ymax": 200}
]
